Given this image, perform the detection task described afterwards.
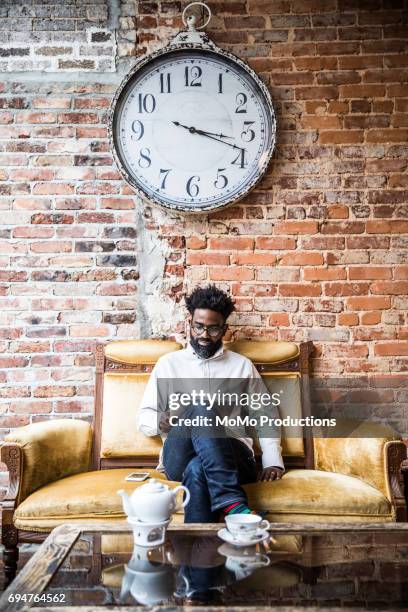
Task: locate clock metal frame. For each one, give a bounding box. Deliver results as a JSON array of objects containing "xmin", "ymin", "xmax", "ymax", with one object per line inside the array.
[{"xmin": 109, "ymin": 31, "xmax": 277, "ymax": 214}]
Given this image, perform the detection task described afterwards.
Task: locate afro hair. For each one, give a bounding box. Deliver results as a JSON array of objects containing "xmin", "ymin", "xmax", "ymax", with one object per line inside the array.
[{"xmin": 185, "ymin": 284, "xmax": 235, "ymax": 320}]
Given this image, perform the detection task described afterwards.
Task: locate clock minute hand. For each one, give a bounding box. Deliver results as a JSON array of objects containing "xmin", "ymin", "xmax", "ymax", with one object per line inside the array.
[
  {"xmin": 173, "ymin": 121, "xmax": 194, "ymax": 132},
  {"xmin": 195, "ymin": 128, "xmax": 244, "ymax": 151}
]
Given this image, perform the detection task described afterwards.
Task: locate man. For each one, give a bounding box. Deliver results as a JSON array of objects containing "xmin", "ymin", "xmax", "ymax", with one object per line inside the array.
[{"xmin": 137, "ymin": 284, "xmax": 284, "ymax": 522}]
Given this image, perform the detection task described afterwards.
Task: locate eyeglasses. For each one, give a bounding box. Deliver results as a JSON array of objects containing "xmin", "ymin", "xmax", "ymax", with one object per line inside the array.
[{"xmin": 191, "ymin": 322, "xmax": 225, "ymax": 337}]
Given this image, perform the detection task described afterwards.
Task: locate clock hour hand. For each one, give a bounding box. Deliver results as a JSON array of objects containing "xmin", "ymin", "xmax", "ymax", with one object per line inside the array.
[
  {"xmin": 172, "ymin": 121, "xmax": 243, "ymax": 151},
  {"xmin": 173, "ymin": 121, "xmax": 233, "ymax": 140},
  {"xmin": 197, "ymin": 128, "xmax": 234, "ymax": 140}
]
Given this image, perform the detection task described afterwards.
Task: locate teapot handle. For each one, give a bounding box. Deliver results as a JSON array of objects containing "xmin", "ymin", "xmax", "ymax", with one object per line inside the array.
[{"xmin": 173, "ymin": 485, "xmax": 190, "ymax": 511}]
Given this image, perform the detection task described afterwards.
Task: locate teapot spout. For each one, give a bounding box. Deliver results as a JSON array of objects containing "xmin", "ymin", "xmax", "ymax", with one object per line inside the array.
[{"xmin": 118, "ymin": 489, "xmax": 132, "ymax": 518}]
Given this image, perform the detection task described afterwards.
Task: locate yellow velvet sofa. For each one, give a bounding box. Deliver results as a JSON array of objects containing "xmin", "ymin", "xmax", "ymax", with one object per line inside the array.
[{"xmin": 1, "ymin": 339, "xmax": 407, "ymax": 584}]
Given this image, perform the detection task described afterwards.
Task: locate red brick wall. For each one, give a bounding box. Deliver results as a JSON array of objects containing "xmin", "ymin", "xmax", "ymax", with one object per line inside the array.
[
  {"xmin": 139, "ymin": 0, "xmax": 408, "ymax": 376},
  {"xmin": 0, "ymin": 0, "xmax": 407, "ymax": 442}
]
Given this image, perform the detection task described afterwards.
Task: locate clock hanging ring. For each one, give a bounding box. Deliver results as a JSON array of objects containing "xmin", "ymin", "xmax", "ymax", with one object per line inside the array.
[{"xmin": 109, "ymin": 2, "xmax": 277, "ymax": 214}]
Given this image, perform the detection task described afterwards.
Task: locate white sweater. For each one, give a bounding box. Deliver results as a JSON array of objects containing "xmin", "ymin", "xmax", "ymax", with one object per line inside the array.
[{"xmin": 137, "ymin": 342, "xmax": 284, "ymax": 470}]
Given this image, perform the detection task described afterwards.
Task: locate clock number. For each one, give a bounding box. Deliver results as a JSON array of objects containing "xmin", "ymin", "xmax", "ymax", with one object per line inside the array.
[
  {"xmin": 160, "ymin": 73, "xmax": 171, "ymax": 93},
  {"xmin": 235, "ymin": 93, "xmax": 248, "ymax": 114},
  {"xmin": 131, "ymin": 120, "xmax": 144, "ymax": 141},
  {"xmin": 231, "ymin": 149, "xmax": 248, "ymax": 169},
  {"xmin": 241, "ymin": 121, "xmax": 255, "ymax": 142},
  {"xmin": 185, "ymin": 65, "xmax": 202, "ymax": 87},
  {"xmin": 214, "ymin": 168, "xmax": 228, "ymax": 190},
  {"xmin": 186, "ymin": 175, "xmax": 200, "ymax": 197},
  {"xmin": 159, "ymin": 168, "xmax": 171, "ymax": 190},
  {"xmin": 138, "ymin": 148, "xmax": 151, "ymax": 169},
  {"xmin": 218, "ymin": 73, "xmax": 223, "ymax": 94},
  {"xmin": 138, "ymin": 93, "xmax": 156, "ymax": 114}
]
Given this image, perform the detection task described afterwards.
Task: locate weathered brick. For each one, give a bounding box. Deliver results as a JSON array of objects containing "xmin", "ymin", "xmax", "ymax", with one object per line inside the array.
[
  {"xmin": 175, "ymin": 225, "xmax": 205, "ymax": 255},
  {"xmin": 375, "ymin": 343, "xmax": 408, "ymax": 356},
  {"xmin": 274, "ymin": 221, "xmax": 318, "ymax": 234},
  {"xmin": 31, "ymin": 213, "xmax": 74, "ymax": 225},
  {"xmin": 208, "ymin": 237, "xmax": 254, "ymax": 250},
  {"xmin": 37, "ymin": 46, "xmax": 73, "ymax": 56},
  {"xmin": 231, "ymin": 253, "xmax": 276, "ymax": 265},
  {"xmin": 339, "ymin": 313, "xmax": 359, "ymax": 326},
  {"xmin": 304, "ymin": 268, "xmax": 347, "ymax": 281},
  {"xmin": 347, "ymin": 297, "xmax": 391, "ymax": 310},
  {"xmin": 59, "ymin": 60, "xmax": 95, "ymax": 70},
  {"xmin": 325, "ymin": 282, "xmax": 370, "ymax": 296},
  {"xmin": 33, "ymin": 385, "xmax": 76, "ymax": 398},
  {"xmin": 75, "ymin": 241, "xmax": 115, "ymax": 253},
  {"xmin": 280, "ymin": 252, "xmax": 323, "ymax": 265},
  {"xmin": 255, "ymin": 237, "xmax": 297, "ymax": 249},
  {"xmin": 77, "ymin": 212, "xmax": 114, "ymax": 223},
  {"xmin": 361, "ymin": 311, "xmax": 382, "ymax": 325},
  {"xmin": 0, "ymin": 356, "xmax": 29, "ymax": 368},
  {"xmin": 187, "ymin": 252, "xmax": 229, "ymax": 265},
  {"xmin": 91, "ymin": 32, "xmax": 112, "ymax": 43},
  {"xmin": 97, "ymin": 254, "xmax": 136, "ymax": 267},
  {"xmin": 279, "ymin": 283, "xmax": 321, "ymax": 297},
  {"xmin": 75, "ymin": 98, "xmax": 110, "ymax": 109},
  {"xmin": 371, "ymin": 281, "xmax": 408, "ymax": 295},
  {"xmin": 349, "ymin": 267, "xmax": 392, "ymax": 280},
  {"xmin": 209, "ymin": 267, "xmax": 254, "ymax": 281},
  {"xmin": 16, "ymin": 112, "xmax": 56, "ymax": 124},
  {"xmin": 70, "ymin": 325, "xmax": 110, "ymax": 338},
  {"xmin": 58, "ymin": 112, "xmax": 98, "ymax": 124}
]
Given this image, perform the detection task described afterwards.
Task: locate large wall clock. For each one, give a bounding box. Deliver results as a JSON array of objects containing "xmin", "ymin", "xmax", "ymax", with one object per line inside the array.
[{"xmin": 110, "ymin": 3, "xmax": 276, "ymax": 214}]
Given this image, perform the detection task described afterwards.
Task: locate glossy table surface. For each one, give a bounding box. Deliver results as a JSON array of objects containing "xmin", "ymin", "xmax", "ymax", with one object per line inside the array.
[{"xmin": 1, "ymin": 521, "xmax": 408, "ymax": 610}]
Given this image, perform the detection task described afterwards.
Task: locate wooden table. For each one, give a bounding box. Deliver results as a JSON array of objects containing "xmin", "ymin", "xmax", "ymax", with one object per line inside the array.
[{"xmin": 1, "ymin": 521, "xmax": 408, "ymax": 610}]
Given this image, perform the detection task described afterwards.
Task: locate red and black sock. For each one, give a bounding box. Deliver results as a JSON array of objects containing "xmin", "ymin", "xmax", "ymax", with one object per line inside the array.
[{"xmin": 222, "ymin": 501, "xmax": 252, "ymax": 515}]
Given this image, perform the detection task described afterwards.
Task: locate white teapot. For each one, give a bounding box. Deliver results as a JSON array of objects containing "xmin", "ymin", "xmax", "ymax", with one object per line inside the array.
[
  {"xmin": 118, "ymin": 479, "xmax": 190, "ymax": 523},
  {"xmin": 120, "ymin": 545, "xmax": 175, "ymax": 606}
]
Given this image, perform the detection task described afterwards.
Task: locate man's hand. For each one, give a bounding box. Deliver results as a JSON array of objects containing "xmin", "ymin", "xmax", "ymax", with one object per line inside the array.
[
  {"xmin": 258, "ymin": 466, "xmax": 284, "ymax": 482},
  {"xmin": 158, "ymin": 412, "xmax": 171, "ymax": 434}
]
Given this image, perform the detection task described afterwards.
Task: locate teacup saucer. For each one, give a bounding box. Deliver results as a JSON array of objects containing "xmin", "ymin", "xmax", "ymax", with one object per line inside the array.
[
  {"xmin": 217, "ymin": 527, "xmax": 270, "ymax": 547},
  {"xmin": 218, "ymin": 542, "xmax": 263, "ymax": 559}
]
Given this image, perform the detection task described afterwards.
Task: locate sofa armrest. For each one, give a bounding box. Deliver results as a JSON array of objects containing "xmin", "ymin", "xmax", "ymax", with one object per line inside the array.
[
  {"xmin": 1, "ymin": 419, "xmax": 92, "ymax": 505},
  {"xmin": 313, "ymin": 422, "xmax": 405, "ymax": 506}
]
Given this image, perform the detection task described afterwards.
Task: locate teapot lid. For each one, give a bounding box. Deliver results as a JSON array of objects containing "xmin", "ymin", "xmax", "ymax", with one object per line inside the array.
[{"xmin": 139, "ymin": 478, "xmax": 169, "ymax": 493}]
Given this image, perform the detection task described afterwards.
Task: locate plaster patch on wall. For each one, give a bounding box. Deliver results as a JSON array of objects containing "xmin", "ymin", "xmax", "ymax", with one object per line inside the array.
[
  {"xmin": 107, "ymin": 0, "xmax": 121, "ymax": 31},
  {"xmin": 136, "ymin": 203, "xmax": 186, "ymax": 339}
]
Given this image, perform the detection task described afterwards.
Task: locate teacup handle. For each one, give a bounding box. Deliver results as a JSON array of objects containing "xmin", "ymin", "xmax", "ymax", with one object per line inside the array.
[
  {"xmin": 259, "ymin": 519, "xmax": 270, "ymax": 531},
  {"xmin": 259, "ymin": 554, "xmax": 270, "ymax": 567},
  {"xmin": 173, "ymin": 485, "xmax": 190, "ymax": 511}
]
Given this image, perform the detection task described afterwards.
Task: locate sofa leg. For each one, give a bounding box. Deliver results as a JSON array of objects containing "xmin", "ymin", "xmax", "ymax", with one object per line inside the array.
[
  {"xmin": 2, "ymin": 515, "xmax": 19, "ymax": 588},
  {"xmin": 3, "ymin": 544, "xmax": 19, "ymax": 587}
]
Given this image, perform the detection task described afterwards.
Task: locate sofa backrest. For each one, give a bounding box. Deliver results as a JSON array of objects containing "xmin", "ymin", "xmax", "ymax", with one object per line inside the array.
[{"xmin": 93, "ymin": 339, "xmax": 313, "ymax": 470}]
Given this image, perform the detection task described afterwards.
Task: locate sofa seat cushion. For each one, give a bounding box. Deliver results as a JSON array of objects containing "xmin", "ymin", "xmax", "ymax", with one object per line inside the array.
[
  {"xmin": 14, "ymin": 469, "xmax": 183, "ymax": 531},
  {"xmin": 14, "ymin": 468, "xmax": 393, "ymax": 532},
  {"xmin": 245, "ymin": 469, "xmax": 393, "ymax": 523}
]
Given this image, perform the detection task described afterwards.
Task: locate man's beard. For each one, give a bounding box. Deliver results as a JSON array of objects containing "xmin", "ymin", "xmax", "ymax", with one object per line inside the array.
[{"xmin": 190, "ymin": 335, "xmax": 222, "ymax": 359}]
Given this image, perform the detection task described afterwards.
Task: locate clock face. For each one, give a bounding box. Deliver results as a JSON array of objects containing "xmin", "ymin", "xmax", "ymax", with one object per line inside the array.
[{"xmin": 111, "ymin": 48, "xmax": 276, "ymax": 212}]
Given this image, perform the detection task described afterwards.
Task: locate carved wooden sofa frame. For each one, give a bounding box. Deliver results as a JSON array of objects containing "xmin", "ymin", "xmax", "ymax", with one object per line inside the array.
[{"xmin": 1, "ymin": 340, "xmax": 407, "ymax": 587}]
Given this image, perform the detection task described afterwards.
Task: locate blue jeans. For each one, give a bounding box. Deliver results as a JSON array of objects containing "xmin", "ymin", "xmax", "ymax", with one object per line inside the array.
[{"xmin": 163, "ymin": 404, "xmax": 257, "ymax": 522}]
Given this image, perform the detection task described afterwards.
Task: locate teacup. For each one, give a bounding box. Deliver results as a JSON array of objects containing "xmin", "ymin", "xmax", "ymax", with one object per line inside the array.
[
  {"xmin": 225, "ymin": 514, "xmax": 269, "ymax": 540},
  {"xmin": 225, "ymin": 553, "xmax": 270, "ymax": 575}
]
